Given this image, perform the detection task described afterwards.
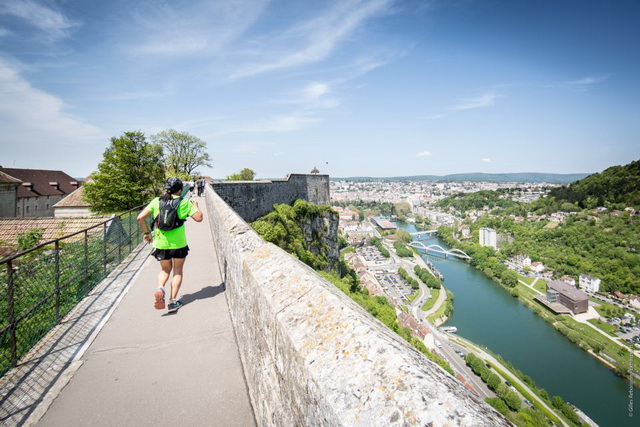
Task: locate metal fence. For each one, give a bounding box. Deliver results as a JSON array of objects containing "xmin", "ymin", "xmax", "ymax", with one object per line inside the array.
[{"xmin": 0, "ymin": 206, "xmax": 145, "ymax": 377}]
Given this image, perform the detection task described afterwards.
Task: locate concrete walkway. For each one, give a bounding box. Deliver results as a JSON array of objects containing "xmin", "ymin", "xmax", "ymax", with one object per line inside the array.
[{"xmin": 3, "ymin": 197, "xmax": 255, "ymax": 426}]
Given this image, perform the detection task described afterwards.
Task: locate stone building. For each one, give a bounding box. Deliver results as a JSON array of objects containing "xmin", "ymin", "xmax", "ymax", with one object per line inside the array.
[
  {"xmin": 0, "ymin": 167, "xmax": 80, "ymax": 218},
  {"xmin": 0, "ymin": 170, "xmax": 21, "ymax": 217}
]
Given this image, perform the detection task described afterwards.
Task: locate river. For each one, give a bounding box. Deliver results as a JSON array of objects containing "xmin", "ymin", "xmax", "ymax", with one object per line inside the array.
[{"xmin": 396, "ymin": 222, "xmax": 636, "ymax": 427}]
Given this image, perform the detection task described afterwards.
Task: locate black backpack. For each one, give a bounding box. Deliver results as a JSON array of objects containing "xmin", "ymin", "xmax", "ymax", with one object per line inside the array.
[{"xmin": 155, "ymin": 197, "xmax": 186, "ymax": 231}]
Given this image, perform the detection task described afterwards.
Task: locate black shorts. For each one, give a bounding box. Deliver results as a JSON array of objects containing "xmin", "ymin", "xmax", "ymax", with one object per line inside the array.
[{"xmin": 151, "ymin": 246, "xmax": 190, "ymax": 261}]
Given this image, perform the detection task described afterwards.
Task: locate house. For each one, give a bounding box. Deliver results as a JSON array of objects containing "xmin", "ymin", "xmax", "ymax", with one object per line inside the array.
[
  {"xmin": 530, "ymin": 262, "xmax": 545, "ymax": 273},
  {"xmin": 0, "ymin": 170, "xmax": 21, "ymax": 217},
  {"xmin": 579, "ymin": 274, "xmax": 601, "ymax": 293},
  {"xmin": 510, "ymin": 254, "xmax": 531, "ymax": 269},
  {"xmin": 459, "ymin": 225, "xmax": 471, "ymax": 239},
  {"xmin": 629, "ymin": 295, "xmax": 640, "ymax": 310},
  {"xmin": 0, "ymin": 167, "xmax": 80, "ymax": 218},
  {"xmin": 560, "ymin": 275, "xmax": 576, "ymax": 287},
  {"xmin": 547, "ymin": 280, "xmax": 588, "ymax": 314},
  {"xmin": 53, "ymin": 185, "xmax": 92, "ymax": 218}
]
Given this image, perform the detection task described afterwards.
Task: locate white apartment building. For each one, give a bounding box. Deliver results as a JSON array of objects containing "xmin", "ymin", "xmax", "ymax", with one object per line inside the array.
[
  {"xmin": 579, "ymin": 274, "xmax": 601, "ymax": 293},
  {"xmin": 479, "ymin": 227, "xmax": 497, "ymax": 250}
]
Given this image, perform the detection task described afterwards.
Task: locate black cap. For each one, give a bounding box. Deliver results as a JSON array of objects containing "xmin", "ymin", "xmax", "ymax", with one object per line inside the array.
[{"xmin": 164, "ymin": 177, "xmax": 183, "ymax": 193}]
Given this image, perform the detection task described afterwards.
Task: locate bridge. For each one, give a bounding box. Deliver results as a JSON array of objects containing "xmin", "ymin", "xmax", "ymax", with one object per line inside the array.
[
  {"xmin": 0, "ymin": 181, "xmax": 503, "ymax": 426},
  {"xmin": 410, "ymin": 229, "xmax": 439, "ymax": 237},
  {"xmin": 408, "ymin": 241, "xmax": 471, "ymax": 260}
]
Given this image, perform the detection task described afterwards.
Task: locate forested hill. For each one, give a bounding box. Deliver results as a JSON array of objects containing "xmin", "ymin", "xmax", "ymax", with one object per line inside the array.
[{"xmin": 549, "ymin": 160, "xmax": 640, "ymax": 208}]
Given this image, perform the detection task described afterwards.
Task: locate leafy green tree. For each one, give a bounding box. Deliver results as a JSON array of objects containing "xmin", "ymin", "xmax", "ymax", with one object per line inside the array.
[
  {"xmin": 485, "ymin": 397, "xmax": 510, "ymax": 416},
  {"xmin": 227, "ymin": 168, "xmax": 256, "ymax": 181},
  {"xmin": 152, "ymin": 129, "xmax": 211, "ymax": 177},
  {"xmin": 501, "ymin": 270, "xmax": 519, "ymax": 288},
  {"xmin": 504, "ymin": 390, "xmax": 522, "ymax": 411},
  {"xmin": 84, "ymin": 131, "xmax": 164, "ymax": 213},
  {"xmin": 17, "ymin": 228, "xmax": 44, "ymax": 251}
]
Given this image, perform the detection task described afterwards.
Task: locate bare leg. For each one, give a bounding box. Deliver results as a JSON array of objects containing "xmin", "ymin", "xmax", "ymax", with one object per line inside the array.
[
  {"xmin": 158, "ymin": 259, "xmax": 173, "ymax": 288},
  {"xmin": 170, "ymin": 257, "xmax": 186, "ymax": 300}
]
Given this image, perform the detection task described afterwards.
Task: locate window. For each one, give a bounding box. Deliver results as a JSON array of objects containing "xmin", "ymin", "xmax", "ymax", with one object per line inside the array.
[
  {"xmin": 46, "ymin": 204, "xmax": 50, "ymax": 210},
  {"xmin": 26, "ymin": 206, "xmax": 29, "ymax": 213}
]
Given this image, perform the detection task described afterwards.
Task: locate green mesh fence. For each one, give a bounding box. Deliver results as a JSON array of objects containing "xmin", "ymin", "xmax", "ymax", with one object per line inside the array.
[{"xmin": 0, "ymin": 208, "xmax": 145, "ymax": 377}]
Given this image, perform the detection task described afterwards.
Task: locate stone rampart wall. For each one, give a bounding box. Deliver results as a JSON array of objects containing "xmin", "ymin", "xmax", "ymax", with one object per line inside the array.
[
  {"xmin": 205, "ymin": 185, "xmax": 507, "ymax": 426},
  {"xmin": 211, "ymin": 174, "xmax": 330, "ymax": 223}
]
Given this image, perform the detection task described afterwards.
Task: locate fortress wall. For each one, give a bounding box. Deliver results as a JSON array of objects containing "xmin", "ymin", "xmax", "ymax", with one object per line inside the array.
[
  {"xmin": 205, "ymin": 185, "xmax": 507, "ymax": 426},
  {"xmin": 211, "ymin": 174, "xmax": 330, "ymax": 223}
]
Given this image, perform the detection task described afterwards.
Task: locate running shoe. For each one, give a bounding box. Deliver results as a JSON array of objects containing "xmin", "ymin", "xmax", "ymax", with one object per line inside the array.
[
  {"xmin": 154, "ymin": 288, "xmax": 165, "ymax": 310},
  {"xmin": 167, "ymin": 300, "xmax": 183, "ymax": 313}
]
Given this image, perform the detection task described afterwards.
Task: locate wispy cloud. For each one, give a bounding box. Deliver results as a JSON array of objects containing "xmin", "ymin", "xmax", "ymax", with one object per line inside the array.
[
  {"xmin": 425, "ymin": 114, "xmax": 445, "ymax": 120},
  {"xmin": 131, "ymin": 0, "xmax": 269, "ymax": 56},
  {"xmin": 0, "ymin": 0, "xmax": 78, "ymax": 42},
  {"xmin": 230, "ymin": 0, "xmax": 393, "ymax": 79},
  {"xmin": 481, "ymin": 158, "xmax": 492, "ymax": 163},
  {"xmin": 416, "ymin": 151, "xmax": 432, "ymax": 158},
  {"xmin": 212, "ymin": 114, "xmax": 320, "ymax": 136},
  {"xmin": 564, "ymin": 76, "xmax": 607, "ymax": 86},
  {"xmin": 0, "ymin": 58, "xmax": 103, "ymax": 147},
  {"xmin": 450, "ymin": 92, "xmax": 502, "ymax": 111}
]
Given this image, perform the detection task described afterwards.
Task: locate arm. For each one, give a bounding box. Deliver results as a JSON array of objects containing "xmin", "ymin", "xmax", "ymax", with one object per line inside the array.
[
  {"xmin": 137, "ymin": 207, "xmax": 154, "ymax": 243},
  {"xmin": 190, "ymin": 200, "xmax": 203, "ymax": 222}
]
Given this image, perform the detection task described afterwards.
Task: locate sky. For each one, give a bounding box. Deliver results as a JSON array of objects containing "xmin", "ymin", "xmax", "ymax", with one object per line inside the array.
[{"xmin": 1, "ymin": 0, "xmax": 639, "ymax": 179}]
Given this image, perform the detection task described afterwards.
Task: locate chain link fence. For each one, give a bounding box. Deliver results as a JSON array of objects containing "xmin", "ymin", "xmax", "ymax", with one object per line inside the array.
[{"xmin": 0, "ymin": 206, "xmax": 146, "ymax": 377}]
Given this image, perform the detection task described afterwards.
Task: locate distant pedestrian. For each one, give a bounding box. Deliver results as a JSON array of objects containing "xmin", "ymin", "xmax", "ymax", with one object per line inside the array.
[
  {"xmin": 196, "ymin": 177, "xmax": 205, "ymax": 197},
  {"xmin": 137, "ymin": 177, "xmax": 203, "ymax": 312}
]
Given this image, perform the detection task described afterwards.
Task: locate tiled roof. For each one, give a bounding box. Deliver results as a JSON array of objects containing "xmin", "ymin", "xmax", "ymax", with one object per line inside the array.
[
  {"xmin": 0, "ymin": 171, "xmax": 22, "ymax": 184},
  {"xmin": 0, "ymin": 217, "xmax": 109, "ymax": 247},
  {"xmin": 0, "ymin": 168, "xmax": 79, "ymax": 198},
  {"xmin": 53, "ymin": 186, "xmax": 91, "ymax": 208},
  {"xmin": 548, "ymin": 280, "xmax": 587, "ymax": 301}
]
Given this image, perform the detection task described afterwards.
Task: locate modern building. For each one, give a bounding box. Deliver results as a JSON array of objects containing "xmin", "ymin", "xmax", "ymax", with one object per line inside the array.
[
  {"xmin": 479, "ymin": 227, "xmax": 497, "ymax": 249},
  {"xmin": 370, "ymin": 216, "xmax": 397, "ymax": 230},
  {"xmin": 547, "ymin": 280, "xmax": 588, "ymax": 314},
  {"xmin": 578, "ymin": 274, "xmax": 601, "ymax": 293},
  {"xmin": 0, "ymin": 167, "xmax": 80, "ymax": 218}
]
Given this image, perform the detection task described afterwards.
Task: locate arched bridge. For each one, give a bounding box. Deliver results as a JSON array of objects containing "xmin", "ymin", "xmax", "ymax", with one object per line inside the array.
[{"xmin": 408, "ymin": 242, "xmax": 471, "ymax": 260}]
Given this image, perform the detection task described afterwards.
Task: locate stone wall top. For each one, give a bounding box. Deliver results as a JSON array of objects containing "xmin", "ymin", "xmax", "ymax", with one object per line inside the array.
[{"xmin": 205, "ymin": 185, "xmax": 509, "ymax": 426}]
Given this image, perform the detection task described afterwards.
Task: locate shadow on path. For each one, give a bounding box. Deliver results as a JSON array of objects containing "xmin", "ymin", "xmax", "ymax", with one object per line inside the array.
[{"xmin": 181, "ymin": 283, "xmax": 225, "ymax": 306}]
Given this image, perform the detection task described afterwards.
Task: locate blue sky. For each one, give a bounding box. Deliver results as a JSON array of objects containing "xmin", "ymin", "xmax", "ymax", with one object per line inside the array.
[{"xmin": 1, "ymin": 0, "xmax": 639, "ymax": 179}]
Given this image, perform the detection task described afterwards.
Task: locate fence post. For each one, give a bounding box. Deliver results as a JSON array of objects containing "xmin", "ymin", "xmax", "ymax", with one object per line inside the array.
[
  {"xmin": 128, "ymin": 212, "xmax": 132, "ymax": 254},
  {"xmin": 54, "ymin": 240, "xmax": 61, "ymax": 323},
  {"xmin": 84, "ymin": 230, "xmax": 89, "ymax": 291},
  {"xmin": 7, "ymin": 260, "xmax": 17, "ymax": 368},
  {"xmin": 103, "ymin": 222, "xmax": 107, "ymax": 276}
]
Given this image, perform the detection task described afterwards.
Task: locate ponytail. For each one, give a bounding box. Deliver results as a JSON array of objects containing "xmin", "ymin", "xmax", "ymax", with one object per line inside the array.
[{"xmin": 159, "ymin": 189, "xmax": 173, "ymax": 201}]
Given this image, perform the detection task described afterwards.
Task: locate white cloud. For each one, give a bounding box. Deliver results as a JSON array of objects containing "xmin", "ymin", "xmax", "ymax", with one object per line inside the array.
[
  {"xmin": 450, "ymin": 92, "xmax": 502, "ymax": 111},
  {"xmin": 0, "ymin": 58, "xmax": 103, "ymax": 147},
  {"xmin": 0, "ymin": 0, "xmax": 78, "ymax": 42},
  {"xmin": 131, "ymin": 0, "xmax": 269, "ymax": 56},
  {"xmin": 230, "ymin": 0, "xmax": 393, "ymax": 78},
  {"xmin": 0, "ymin": 27, "xmax": 10, "ymax": 37},
  {"xmin": 481, "ymin": 158, "xmax": 492, "ymax": 163},
  {"xmin": 212, "ymin": 114, "xmax": 320, "ymax": 136},
  {"xmin": 416, "ymin": 151, "xmax": 432, "ymax": 158},
  {"xmin": 425, "ymin": 114, "xmax": 445, "ymax": 120},
  {"xmin": 565, "ymin": 76, "xmax": 607, "ymax": 86}
]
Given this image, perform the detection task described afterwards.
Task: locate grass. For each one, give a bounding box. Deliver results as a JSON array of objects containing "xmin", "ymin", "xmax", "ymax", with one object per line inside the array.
[
  {"xmin": 407, "ymin": 291, "xmax": 419, "ymax": 303},
  {"xmin": 533, "ymin": 279, "xmax": 547, "ymax": 293},
  {"xmin": 588, "ymin": 318, "xmax": 619, "ymax": 337},
  {"xmin": 519, "ymin": 276, "xmax": 535, "ymax": 285},
  {"xmin": 421, "ymin": 288, "xmax": 437, "ymax": 312},
  {"xmin": 427, "ymin": 292, "xmax": 449, "ymax": 324}
]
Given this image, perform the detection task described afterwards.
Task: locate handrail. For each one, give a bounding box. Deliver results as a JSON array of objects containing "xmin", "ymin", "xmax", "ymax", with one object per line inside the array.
[
  {"xmin": 0, "ymin": 205, "xmax": 144, "ymax": 264},
  {"xmin": 0, "ymin": 205, "xmax": 146, "ymax": 377}
]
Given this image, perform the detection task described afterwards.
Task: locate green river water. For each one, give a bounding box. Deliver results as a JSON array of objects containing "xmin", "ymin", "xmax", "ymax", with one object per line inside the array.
[{"xmin": 397, "ymin": 222, "xmax": 636, "ymax": 426}]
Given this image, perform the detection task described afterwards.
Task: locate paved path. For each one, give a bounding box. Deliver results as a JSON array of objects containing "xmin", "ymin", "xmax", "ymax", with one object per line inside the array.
[{"xmin": 2, "ymin": 197, "xmax": 255, "ymax": 426}]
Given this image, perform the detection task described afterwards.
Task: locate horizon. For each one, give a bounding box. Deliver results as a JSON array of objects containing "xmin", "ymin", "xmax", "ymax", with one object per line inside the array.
[{"xmin": 1, "ymin": 1, "xmax": 639, "ymax": 179}]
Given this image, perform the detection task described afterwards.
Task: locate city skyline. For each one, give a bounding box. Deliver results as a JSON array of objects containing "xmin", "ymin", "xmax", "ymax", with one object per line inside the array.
[{"xmin": 1, "ymin": 0, "xmax": 639, "ymax": 179}]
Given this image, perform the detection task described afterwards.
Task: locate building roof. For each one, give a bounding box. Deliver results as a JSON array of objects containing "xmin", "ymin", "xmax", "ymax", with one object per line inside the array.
[
  {"xmin": 548, "ymin": 280, "xmax": 587, "ymax": 301},
  {"xmin": 0, "ymin": 167, "xmax": 79, "ymax": 198},
  {"xmin": 0, "ymin": 217, "xmax": 109, "ymax": 247},
  {"xmin": 0, "ymin": 171, "xmax": 22, "ymax": 184},
  {"xmin": 53, "ymin": 186, "xmax": 91, "ymax": 208}
]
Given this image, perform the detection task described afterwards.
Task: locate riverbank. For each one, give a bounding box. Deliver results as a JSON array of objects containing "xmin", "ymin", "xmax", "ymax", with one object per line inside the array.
[{"xmin": 437, "ymin": 228, "xmax": 640, "ymax": 387}]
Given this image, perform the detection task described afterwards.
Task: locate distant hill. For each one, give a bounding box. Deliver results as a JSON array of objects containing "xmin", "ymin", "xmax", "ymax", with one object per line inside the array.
[
  {"xmin": 549, "ymin": 160, "xmax": 640, "ymax": 208},
  {"xmin": 334, "ymin": 172, "xmax": 589, "ymax": 184}
]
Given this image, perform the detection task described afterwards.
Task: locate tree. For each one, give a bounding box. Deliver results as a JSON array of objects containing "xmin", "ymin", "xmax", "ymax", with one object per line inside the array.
[
  {"xmin": 500, "ymin": 269, "xmax": 519, "ymax": 288},
  {"xmin": 17, "ymin": 228, "xmax": 44, "ymax": 251},
  {"xmin": 152, "ymin": 129, "xmax": 212, "ymax": 177},
  {"xmin": 84, "ymin": 131, "xmax": 164, "ymax": 213},
  {"xmin": 227, "ymin": 168, "xmax": 256, "ymax": 181}
]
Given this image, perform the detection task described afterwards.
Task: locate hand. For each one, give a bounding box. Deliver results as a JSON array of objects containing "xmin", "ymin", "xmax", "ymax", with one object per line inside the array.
[
  {"xmin": 192, "ymin": 200, "xmax": 199, "ymax": 207},
  {"xmin": 143, "ymin": 233, "xmax": 153, "ymax": 243}
]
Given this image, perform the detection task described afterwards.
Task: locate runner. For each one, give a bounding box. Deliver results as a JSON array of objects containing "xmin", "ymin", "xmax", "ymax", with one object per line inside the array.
[{"xmin": 137, "ymin": 177, "xmax": 203, "ymax": 312}]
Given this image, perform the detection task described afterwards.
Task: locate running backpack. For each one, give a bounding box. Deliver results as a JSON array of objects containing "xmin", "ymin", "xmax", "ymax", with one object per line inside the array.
[{"xmin": 155, "ymin": 197, "xmax": 185, "ymax": 231}]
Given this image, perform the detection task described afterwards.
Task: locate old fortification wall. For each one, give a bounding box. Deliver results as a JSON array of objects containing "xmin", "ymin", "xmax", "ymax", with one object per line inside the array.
[
  {"xmin": 205, "ymin": 185, "xmax": 507, "ymax": 426},
  {"xmin": 211, "ymin": 174, "xmax": 330, "ymax": 223}
]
